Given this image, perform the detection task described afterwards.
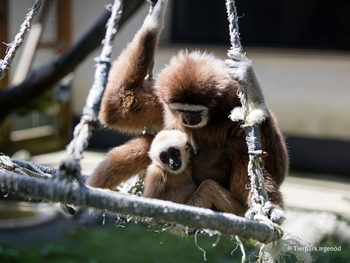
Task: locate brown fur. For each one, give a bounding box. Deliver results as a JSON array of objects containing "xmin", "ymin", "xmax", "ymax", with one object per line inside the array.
[
  {"xmin": 187, "ymin": 179, "xmax": 246, "ymax": 215},
  {"xmin": 87, "ymin": 134, "xmax": 154, "ymax": 189},
  {"xmin": 98, "ymin": 26, "xmax": 163, "ymax": 133},
  {"xmin": 88, "ymin": 2, "xmax": 289, "ymax": 218},
  {"xmin": 143, "ymin": 164, "xmax": 196, "ymax": 204}
]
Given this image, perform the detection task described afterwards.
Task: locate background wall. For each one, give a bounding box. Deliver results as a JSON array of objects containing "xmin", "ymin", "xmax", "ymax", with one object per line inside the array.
[
  {"xmin": 71, "ymin": 0, "xmax": 350, "ymax": 142},
  {"xmin": 4, "ymin": 0, "xmax": 350, "ymax": 175}
]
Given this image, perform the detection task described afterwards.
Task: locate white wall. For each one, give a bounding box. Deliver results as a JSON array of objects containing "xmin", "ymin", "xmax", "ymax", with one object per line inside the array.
[
  {"xmin": 245, "ymin": 49, "xmax": 350, "ymax": 141},
  {"xmin": 149, "ymin": 44, "xmax": 350, "ymax": 142}
]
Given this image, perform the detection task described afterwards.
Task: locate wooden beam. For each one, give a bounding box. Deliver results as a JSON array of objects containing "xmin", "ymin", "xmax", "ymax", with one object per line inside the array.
[{"xmin": 57, "ymin": 0, "xmax": 72, "ymax": 53}]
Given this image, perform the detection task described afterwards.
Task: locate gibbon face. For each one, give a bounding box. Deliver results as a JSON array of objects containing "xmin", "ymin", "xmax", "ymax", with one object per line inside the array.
[
  {"xmin": 159, "ymin": 146, "xmax": 182, "ymax": 171},
  {"xmin": 149, "ymin": 130, "xmax": 191, "ymax": 174},
  {"xmin": 155, "ymin": 51, "xmax": 235, "ymax": 129},
  {"xmin": 168, "ymin": 103, "xmax": 208, "ymax": 128}
]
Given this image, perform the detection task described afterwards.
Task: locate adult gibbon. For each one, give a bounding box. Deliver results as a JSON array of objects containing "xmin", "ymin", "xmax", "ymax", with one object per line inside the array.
[{"xmin": 87, "ymin": 0, "xmax": 288, "ymax": 224}]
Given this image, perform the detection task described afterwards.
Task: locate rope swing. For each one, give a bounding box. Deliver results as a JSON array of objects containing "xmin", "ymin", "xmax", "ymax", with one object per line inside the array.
[
  {"xmin": 0, "ymin": 0, "xmax": 313, "ymax": 262},
  {"xmin": 226, "ymin": 0, "xmax": 283, "ymax": 241}
]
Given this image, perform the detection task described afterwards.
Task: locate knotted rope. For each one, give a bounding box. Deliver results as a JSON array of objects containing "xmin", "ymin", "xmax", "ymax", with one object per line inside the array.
[
  {"xmin": 0, "ymin": 155, "xmax": 90, "ymax": 182},
  {"xmin": 225, "ymin": 0, "xmax": 284, "ymax": 261},
  {"xmin": 0, "ymin": 0, "xmax": 43, "ymax": 80},
  {"xmin": 0, "ymin": 155, "xmax": 51, "ymax": 180},
  {"xmin": 57, "ymin": 0, "xmax": 123, "ymax": 185},
  {"xmin": 226, "ymin": 0, "xmax": 272, "ymax": 225}
]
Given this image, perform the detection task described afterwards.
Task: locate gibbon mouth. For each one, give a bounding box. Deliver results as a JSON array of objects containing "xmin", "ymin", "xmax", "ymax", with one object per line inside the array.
[{"xmin": 169, "ymin": 158, "xmax": 181, "ymax": 171}]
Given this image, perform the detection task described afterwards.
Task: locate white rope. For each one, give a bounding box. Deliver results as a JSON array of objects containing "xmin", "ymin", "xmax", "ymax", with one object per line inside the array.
[
  {"xmin": 195, "ymin": 230, "xmax": 207, "ymax": 261},
  {"xmin": 0, "ymin": 155, "xmax": 51, "ymax": 179},
  {"xmin": 225, "ymin": 0, "xmax": 270, "ymax": 220},
  {"xmin": 225, "ymin": 0, "xmax": 271, "ymax": 221},
  {"xmin": 235, "ymin": 235, "xmax": 247, "ymax": 263},
  {"xmin": 248, "ymin": 154, "xmax": 269, "ymax": 212},
  {"xmin": 0, "ymin": 0, "xmax": 43, "ymax": 80},
  {"xmin": 146, "ymin": 0, "xmax": 157, "ymax": 80},
  {"xmin": 225, "ymin": 2, "xmax": 313, "ymax": 263},
  {"xmin": 58, "ymin": 0, "xmax": 123, "ymax": 184},
  {"xmin": 225, "ymin": 1, "xmax": 286, "ymax": 262},
  {"xmin": 225, "ymin": 0, "xmax": 242, "ymax": 52}
]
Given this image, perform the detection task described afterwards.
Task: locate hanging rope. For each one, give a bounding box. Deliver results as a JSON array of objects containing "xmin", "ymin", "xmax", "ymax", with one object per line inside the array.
[
  {"xmin": 225, "ymin": 1, "xmax": 287, "ymax": 262},
  {"xmin": 0, "ymin": 0, "xmax": 43, "ymax": 80},
  {"xmin": 225, "ymin": 2, "xmax": 312, "ymax": 263},
  {"xmin": 57, "ymin": 0, "xmax": 123, "ymax": 185},
  {"xmin": 225, "ymin": 0, "xmax": 272, "ymax": 221},
  {"xmin": 226, "ymin": 0, "xmax": 242, "ymax": 52},
  {"xmin": 146, "ymin": 0, "xmax": 157, "ymax": 80}
]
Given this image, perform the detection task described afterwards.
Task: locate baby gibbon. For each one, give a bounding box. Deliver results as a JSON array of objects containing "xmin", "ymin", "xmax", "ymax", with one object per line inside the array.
[{"xmin": 143, "ymin": 130, "xmax": 196, "ymax": 204}]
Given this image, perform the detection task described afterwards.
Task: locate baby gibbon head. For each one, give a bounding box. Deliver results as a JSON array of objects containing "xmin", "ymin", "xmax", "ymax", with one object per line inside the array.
[
  {"xmin": 155, "ymin": 50, "xmax": 238, "ymax": 129},
  {"xmin": 149, "ymin": 130, "xmax": 191, "ymax": 174}
]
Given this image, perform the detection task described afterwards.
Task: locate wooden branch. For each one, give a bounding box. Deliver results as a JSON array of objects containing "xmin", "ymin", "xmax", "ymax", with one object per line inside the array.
[
  {"xmin": 0, "ymin": 0, "xmax": 145, "ymax": 123},
  {"xmin": 0, "ymin": 169, "xmax": 278, "ymax": 244}
]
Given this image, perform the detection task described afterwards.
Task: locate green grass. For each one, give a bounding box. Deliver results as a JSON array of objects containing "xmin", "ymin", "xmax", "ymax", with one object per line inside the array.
[
  {"xmin": 0, "ymin": 221, "xmax": 349, "ymax": 263},
  {"xmin": 0, "ymin": 222, "xmax": 255, "ymax": 263},
  {"xmin": 311, "ymin": 236, "xmax": 350, "ymax": 263}
]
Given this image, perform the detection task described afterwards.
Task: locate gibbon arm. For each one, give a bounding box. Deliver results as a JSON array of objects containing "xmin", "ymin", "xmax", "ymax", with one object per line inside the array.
[
  {"xmin": 87, "ymin": 134, "xmax": 155, "ymax": 189},
  {"xmin": 143, "ymin": 164, "xmax": 168, "ymax": 200},
  {"xmin": 98, "ymin": 0, "xmax": 168, "ymax": 133}
]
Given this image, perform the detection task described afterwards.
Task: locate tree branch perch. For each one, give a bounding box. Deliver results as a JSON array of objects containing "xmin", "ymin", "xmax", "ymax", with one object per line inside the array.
[{"xmin": 0, "ymin": 169, "xmax": 279, "ymax": 244}]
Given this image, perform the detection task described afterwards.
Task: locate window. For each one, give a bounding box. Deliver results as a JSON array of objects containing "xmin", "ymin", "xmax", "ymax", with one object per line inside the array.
[{"xmin": 171, "ymin": 0, "xmax": 350, "ymax": 50}]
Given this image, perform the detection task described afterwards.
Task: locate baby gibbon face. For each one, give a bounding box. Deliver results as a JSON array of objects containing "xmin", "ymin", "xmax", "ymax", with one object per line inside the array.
[
  {"xmin": 159, "ymin": 146, "xmax": 182, "ymax": 171},
  {"xmin": 149, "ymin": 130, "xmax": 191, "ymax": 174}
]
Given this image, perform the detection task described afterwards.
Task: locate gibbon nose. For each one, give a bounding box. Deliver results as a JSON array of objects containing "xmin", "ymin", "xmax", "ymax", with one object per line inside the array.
[
  {"xmin": 169, "ymin": 158, "xmax": 181, "ymax": 171},
  {"xmin": 182, "ymin": 112, "xmax": 202, "ymax": 126}
]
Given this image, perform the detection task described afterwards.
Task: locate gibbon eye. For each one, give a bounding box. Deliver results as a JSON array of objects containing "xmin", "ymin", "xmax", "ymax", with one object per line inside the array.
[{"xmin": 160, "ymin": 152, "xmax": 169, "ymax": 164}]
